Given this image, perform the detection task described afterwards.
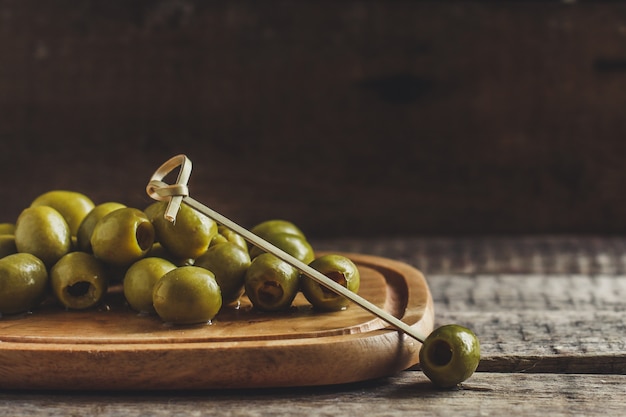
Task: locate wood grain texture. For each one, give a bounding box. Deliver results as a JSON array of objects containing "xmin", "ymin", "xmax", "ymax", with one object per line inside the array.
[
  {"xmin": 1, "ymin": 236, "xmax": 625, "ymax": 415},
  {"xmin": 438, "ymin": 310, "xmax": 626, "ymax": 373},
  {"xmin": 311, "ymin": 235, "xmax": 626, "ymax": 275},
  {"xmin": 2, "ymin": 2, "xmax": 626, "ymax": 235},
  {"xmin": 0, "ymin": 373, "xmax": 624, "ymax": 417},
  {"xmin": 0, "ymin": 254, "xmax": 434, "ymax": 390},
  {"xmin": 427, "ymin": 273, "xmax": 626, "ymax": 374},
  {"xmin": 312, "ymin": 237, "xmax": 626, "ymax": 374}
]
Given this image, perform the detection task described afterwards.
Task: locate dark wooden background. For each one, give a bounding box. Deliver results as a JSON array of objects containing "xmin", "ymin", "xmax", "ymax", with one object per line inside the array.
[{"xmin": 2, "ymin": 1, "xmax": 626, "ymax": 237}]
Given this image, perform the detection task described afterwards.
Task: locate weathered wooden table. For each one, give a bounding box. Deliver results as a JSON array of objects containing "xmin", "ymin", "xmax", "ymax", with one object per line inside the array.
[{"xmin": 1, "ymin": 236, "xmax": 624, "ymax": 416}]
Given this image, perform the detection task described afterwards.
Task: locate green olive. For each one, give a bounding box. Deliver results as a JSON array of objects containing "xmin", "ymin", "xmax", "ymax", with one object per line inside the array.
[
  {"xmin": 244, "ymin": 253, "xmax": 300, "ymax": 312},
  {"xmin": 15, "ymin": 206, "xmax": 72, "ymax": 268},
  {"xmin": 123, "ymin": 257, "xmax": 177, "ymax": 314},
  {"xmin": 146, "ymin": 242, "xmax": 193, "ymax": 266},
  {"xmin": 145, "ymin": 201, "xmax": 218, "ymax": 260},
  {"xmin": 91, "ymin": 207, "xmax": 155, "ymax": 266},
  {"xmin": 30, "ymin": 190, "xmax": 95, "ymax": 236},
  {"xmin": 0, "ymin": 223, "xmax": 15, "ymax": 235},
  {"xmin": 0, "ymin": 253, "xmax": 48, "ymax": 315},
  {"xmin": 211, "ymin": 226, "xmax": 248, "ymax": 252},
  {"xmin": 152, "ymin": 266, "xmax": 222, "ymax": 325},
  {"xmin": 0, "ymin": 223, "xmax": 17, "ymax": 258},
  {"xmin": 300, "ymin": 254, "xmax": 360, "ymax": 311},
  {"xmin": 0, "ymin": 235, "xmax": 17, "ymax": 258},
  {"xmin": 146, "ymin": 242, "xmax": 170, "ymax": 259},
  {"xmin": 249, "ymin": 232, "xmax": 315, "ymax": 264},
  {"xmin": 419, "ymin": 324, "xmax": 481, "ymax": 388},
  {"xmin": 50, "ymin": 252, "xmax": 108, "ymax": 310},
  {"xmin": 195, "ymin": 242, "xmax": 251, "ymax": 305},
  {"xmin": 76, "ymin": 202, "xmax": 127, "ymax": 253},
  {"xmin": 250, "ymin": 220, "xmax": 306, "ymax": 240}
]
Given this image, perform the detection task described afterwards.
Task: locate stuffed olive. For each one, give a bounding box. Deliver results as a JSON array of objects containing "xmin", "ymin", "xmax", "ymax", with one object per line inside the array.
[{"xmin": 300, "ymin": 254, "xmax": 360, "ymax": 311}]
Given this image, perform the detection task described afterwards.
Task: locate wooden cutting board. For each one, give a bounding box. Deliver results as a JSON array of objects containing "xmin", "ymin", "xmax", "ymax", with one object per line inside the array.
[{"xmin": 0, "ymin": 253, "xmax": 434, "ymax": 390}]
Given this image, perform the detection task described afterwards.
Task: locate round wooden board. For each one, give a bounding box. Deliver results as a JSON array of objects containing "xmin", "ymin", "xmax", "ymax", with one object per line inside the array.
[{"xmin": 0, "ymin": 253, "xmax": 434, "ymax": 390}]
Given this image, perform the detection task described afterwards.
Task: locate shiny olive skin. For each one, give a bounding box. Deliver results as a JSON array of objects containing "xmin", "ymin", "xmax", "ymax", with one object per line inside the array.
[
  {"xmin": 249, "ymin": 232, "xmax": 315, "ymax": 264},
  {"xmin": 30, "ymin": 190, "xmax": 95, "ymax": 235},
  {"xmin": 145, "ymin": 201, "xmax": 218, "ymax": 260},
  {"xmin": 76, "ymin": 202, "xmax": 126, "ymax": 253},
  {"xmin": 419, "ymin": 324, "xmax": 481, "ymax": 388},
  {"xmin": 244, "ymin": 253, "xmax": 300, "ymax": 312},
  {"xmin": 152, "ymin": 266, "xmax": 222, "ymax": 325},
  {"xmin": 0, "ymin": 235, "xmax": 17, "ymax": 259},
  {"xmin": 124, "ymin": 257, "xmax": 176, "ymax": 313},
  {"xmin": 0, "ymin": 253, "xmax": 48, "ymax": 315},
  {"xmin": 91, "ymin": 207, "xmax": 155, "ymax": 266},
  {"xmin": 300, "ymin": 254, "xmax": 360, "ymax": 311},
  {"xmin": 250, "ymin": 220, "xmax": 306, "ymax": 240},
  {"xmin": 15, "ymin": 206, "xmax": 72, "ymax": 268},
  {"xmin": 0, "ymin": 223, "xmax": 15, "ymax": 235},
  {"xmin": 50, "ymin": 252, "xmax": 108, "ymax": 310},
  {"xmin": 195, "ymin": 242, "xmax": 251, "ymax": 305}
]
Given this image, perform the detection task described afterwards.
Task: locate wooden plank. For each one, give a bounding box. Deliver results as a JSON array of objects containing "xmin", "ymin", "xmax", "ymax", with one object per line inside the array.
[
  {"xmin": 436, "ymin": 310, "xmax": 626, "ymax": 374},
  {"xmin": 429, "ymin": 274, "xmax": 626, "ymax": 312},
  {"xmin": 314, "ymin": 238, "xmax": 626, "ymax": 373},
  {"xmin": 422, "ymin": 273, "xmax": 626, "ymax": 373},
  {"xmin": 0, "ymin": 236, "xmax": 621, "ymax": 411},
  {"xmin": 0, "ymin": 373, "xmax": 624, "ymax": 417}
]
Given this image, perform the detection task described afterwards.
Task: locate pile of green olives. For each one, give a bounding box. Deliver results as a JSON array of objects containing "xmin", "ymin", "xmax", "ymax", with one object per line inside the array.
[
  {"xmin": 0, "ymin": 190, "xmax": 361, "ymax": 324},
  {"xmin": 0, "ymin": 188, "xmax": 480, "ymax": 388}
]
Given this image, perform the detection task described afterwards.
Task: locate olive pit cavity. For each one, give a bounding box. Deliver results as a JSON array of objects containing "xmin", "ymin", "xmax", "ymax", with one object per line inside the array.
[
  {"xmin": 258, "ymin": 281, "xmax": 284, "ymax": 304},
  {"xmin": 66, "ymin": 281, "xmax": 92, "ymax": 298},
  {"xmin": 320, "ymin": 271, "xmax": 346, "ymax": 297},
  {"xmin": 428, "ymin": 339, "xmax": 454, "ymax": 366},
  {"xmin": 135, "ymin": 222, "xmax": 155, "ymax": 251}
]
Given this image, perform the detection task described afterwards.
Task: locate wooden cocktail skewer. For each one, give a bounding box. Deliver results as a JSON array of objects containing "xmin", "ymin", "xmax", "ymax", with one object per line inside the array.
[
  {"xmin": 147, "ymin": 154, "xmax": 482, "ymax": 388},
  {"xmin": 146, "ymin": 154, "xmax": 427, "ymax": 344}
]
